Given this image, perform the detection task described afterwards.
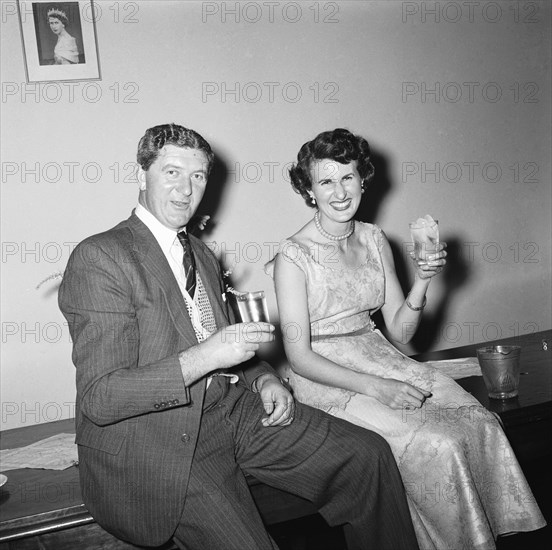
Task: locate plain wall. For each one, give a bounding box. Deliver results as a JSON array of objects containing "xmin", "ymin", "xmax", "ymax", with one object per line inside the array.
[{"xmin": 1, "ymin": 0, "xmax": 551, "ymax": 430}]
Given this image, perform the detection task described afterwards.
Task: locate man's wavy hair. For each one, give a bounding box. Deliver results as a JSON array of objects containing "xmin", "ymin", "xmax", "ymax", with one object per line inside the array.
[
  {"xmin": 136, "ymin": 123, "xmax": 214, "ymax": 172},
  {"xmin": 289, "ymin": 128, "xmax": 375, "ymax": 207}
]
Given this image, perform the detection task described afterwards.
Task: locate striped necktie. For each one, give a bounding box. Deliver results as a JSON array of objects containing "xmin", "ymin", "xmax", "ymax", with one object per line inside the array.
[{"xmin": 177, "ymin": 231, "xmax": 197, "ymax": 299}]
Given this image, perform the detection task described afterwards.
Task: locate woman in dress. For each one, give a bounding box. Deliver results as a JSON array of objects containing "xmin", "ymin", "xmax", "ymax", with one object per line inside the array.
[
  {"xmin": 271, "ymin": 128, "xmax": 546, "ymax": 549},
  {"xmin": 47, "ymin": 8, "xmax": 79, "ymax": 65}
]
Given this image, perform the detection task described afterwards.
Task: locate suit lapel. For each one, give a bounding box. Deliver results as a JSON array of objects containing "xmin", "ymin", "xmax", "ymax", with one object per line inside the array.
[
  {"xmin": 126, "ymin": 214, "xmax": 198, "ymax": 347},
  {"xmin": 191, "ymin": 237, "xmax": 230, "ymax": 330}
]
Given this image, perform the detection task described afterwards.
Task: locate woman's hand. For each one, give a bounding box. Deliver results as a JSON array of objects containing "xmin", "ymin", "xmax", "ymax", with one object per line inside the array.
[
  {"xmin": 370, "ymin": 377, "xmax": 431, "ymax": 410},
  {"xmin": 410, "ymin": 242, "xmax": 447, "ymax": 280}
]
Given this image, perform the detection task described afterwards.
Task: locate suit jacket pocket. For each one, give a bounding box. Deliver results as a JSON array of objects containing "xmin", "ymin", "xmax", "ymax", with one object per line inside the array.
[{"xmin": 76, "ymin": 418, "xmax": 126, "ymax": 455}]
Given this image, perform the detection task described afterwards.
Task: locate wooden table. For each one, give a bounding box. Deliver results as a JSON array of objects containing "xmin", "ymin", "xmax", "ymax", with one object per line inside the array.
[
  {"xmin": 1, "ymin": 330, "xmax": 550, "ymax": 549},
  {"xmin": 415, "ymin": 329, "xmax": 552, "ymax": 463}
]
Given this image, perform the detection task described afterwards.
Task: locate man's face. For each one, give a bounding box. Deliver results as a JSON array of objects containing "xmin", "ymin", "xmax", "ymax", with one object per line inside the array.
[{"xmin": 138, "ymin": 145, "xmax": 209, "ymax": 231}]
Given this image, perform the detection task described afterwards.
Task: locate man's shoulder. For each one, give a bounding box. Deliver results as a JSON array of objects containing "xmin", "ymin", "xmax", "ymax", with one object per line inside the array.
[
  {"xmin": 69, "ymin": 215, "xmax": 146, "ymax": 266},
  {"xmin": 77, "ymin": 218, "xmax": 133, "ymax": 248}
]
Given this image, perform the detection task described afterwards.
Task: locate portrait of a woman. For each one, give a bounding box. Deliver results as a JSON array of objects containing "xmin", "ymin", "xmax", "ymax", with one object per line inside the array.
[{"xmin": 47, "ymin": 7, "xmax": 79, "ymax": 64}]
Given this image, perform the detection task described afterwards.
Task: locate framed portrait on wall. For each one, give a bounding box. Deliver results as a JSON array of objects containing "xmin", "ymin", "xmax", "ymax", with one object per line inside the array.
[{"xmin": 18, "ymin": 0, "xmax": 100, "ymax": 82}]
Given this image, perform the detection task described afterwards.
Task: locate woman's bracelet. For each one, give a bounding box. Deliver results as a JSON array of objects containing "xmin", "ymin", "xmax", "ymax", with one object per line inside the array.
[{"xmin": 405, "ymin": 295, "xmax": 427, "ymax": 311}]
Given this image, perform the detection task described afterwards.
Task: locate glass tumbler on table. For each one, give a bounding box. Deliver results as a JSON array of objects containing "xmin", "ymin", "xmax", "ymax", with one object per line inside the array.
[{"xmin": 476, "ymin": 345, "xmax": 521, "ymax": 399}]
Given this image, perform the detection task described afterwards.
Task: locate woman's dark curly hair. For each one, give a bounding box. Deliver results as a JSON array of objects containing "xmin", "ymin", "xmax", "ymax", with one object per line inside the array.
[{"xmin": 289, "ymin": 128, "xmax": 375, "ymax": 207}]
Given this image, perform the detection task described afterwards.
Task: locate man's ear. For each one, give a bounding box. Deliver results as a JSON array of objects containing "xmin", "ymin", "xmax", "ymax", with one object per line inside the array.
[{"xmin": 137, "ymin": 166, "xmax": 147, "ymax": 191}]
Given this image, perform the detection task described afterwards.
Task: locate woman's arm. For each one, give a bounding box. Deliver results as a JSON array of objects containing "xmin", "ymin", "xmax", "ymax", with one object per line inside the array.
[
  {"xmin": 378, "ymin": 230, "xmax": 445, "ymax": 344},
  {"xmin": 274, "ymin": 250, "xmax": 428, "ymax": 409}
]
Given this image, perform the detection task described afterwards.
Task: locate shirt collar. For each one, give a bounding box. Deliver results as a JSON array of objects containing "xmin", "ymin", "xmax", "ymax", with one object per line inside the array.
[{"xmin": 135, "ymin": 203, "xmax": 185, "ymax": 256}]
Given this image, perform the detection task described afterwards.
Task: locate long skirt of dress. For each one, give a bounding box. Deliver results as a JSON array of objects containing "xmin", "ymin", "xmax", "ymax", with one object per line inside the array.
[{"xmin": 286, "ymin": 328, "xmax": 546, "ymax": 550}]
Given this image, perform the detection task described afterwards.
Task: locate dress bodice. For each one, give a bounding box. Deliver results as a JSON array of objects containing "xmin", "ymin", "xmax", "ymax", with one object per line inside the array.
[
  {"xmin": 278, "ymin": 222, "xmax": 385, "ymax": 337},
  {"xmin": 54, "ymin": 35, "xmax": 79, "ymax": 64}
]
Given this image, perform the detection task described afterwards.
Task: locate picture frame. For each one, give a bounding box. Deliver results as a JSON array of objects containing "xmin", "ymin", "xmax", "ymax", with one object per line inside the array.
[{"xmin": 18, "ymin": 0, "xmax": 101, "ymax": 83}]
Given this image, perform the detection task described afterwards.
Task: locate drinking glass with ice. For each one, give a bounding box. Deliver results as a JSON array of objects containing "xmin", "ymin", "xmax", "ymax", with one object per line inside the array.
[{"xmin": 409, "ymin": 215, "xmax": 439, "ymax": 263}]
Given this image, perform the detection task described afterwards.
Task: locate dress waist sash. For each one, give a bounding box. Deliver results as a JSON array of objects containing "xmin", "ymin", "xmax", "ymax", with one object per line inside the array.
[{"xmin": 311, "ymin": 321, "xmax": 375, "ymax": 343}]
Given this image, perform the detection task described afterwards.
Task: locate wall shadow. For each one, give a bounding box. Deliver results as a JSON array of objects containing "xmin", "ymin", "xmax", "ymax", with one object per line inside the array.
[
  {"xmin": 388, "ymin": 237, "xmax": 471, "ymax": 353},
  {"xmin": 411, "ymin": 237, "xmax": 471, "ymax": 351},
  {"xmin": 188, "ymin": 152, "xmax": 229, "ymax": 238},
  {"xmin": 359, "ymin": 149, "xmax": 472, "ymax": 353},
  {"xmin": 356, "ymin": 148, "xmax": 392, "ymax": 224}
]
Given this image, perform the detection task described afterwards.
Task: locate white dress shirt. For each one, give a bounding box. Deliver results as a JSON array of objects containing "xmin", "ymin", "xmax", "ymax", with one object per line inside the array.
[{"xmin": 135, "ymin": 204, "xmax": 237, "ymax": 385}]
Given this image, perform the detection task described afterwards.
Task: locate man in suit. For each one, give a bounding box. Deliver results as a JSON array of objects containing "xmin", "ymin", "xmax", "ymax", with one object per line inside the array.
[{"xmin": 59, "ymin": 123, "xmax": 418, "ymax": 550}]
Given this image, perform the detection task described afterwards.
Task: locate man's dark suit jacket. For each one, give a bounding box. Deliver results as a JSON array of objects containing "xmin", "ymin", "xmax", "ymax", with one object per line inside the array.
[{"xmin": 59, "ymin": 212, "xmax": 273, "ymax": 546}]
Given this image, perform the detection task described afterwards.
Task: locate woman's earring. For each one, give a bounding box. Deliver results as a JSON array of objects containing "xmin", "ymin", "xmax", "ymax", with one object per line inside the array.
[{"xmin": 310, "ymin": 195, "xmax": 316, "ymax": 204}]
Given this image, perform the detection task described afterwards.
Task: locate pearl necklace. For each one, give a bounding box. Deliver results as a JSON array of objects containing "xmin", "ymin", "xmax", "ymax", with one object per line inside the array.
[{"xmin": 314, "ymin": 211, "xmax": 355, "ymax": 241}]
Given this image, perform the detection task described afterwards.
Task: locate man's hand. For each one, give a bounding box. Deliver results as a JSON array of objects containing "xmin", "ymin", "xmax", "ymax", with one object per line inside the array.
[
  {"xmin": 180, "ymin": 323, "xmax": 275, "ymax": 386},
  {"xmin": 202, "ymin": 322, "xmax": 275, "ymax": 371},
  {"xmin": 256, "ymin": 374, "xmax": 295, "ymax": 427}
]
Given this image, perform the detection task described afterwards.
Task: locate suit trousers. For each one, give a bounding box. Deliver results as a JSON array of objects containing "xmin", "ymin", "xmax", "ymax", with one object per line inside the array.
[{"xmin": 172, "ymin": 376, "xmax": 418, "ymax": 550}]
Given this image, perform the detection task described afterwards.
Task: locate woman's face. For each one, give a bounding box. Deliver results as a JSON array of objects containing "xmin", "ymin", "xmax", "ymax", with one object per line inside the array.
[
  {"xmin": 309, "ymin": 159, "xmax": 363, "ymax": 224},
  {"xmin": 49, "ymin": 17, "xmax": 64, "ymax": 34}
]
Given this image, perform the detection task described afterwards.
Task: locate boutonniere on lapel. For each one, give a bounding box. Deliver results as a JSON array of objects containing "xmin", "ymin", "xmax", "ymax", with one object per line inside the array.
[{"xmin": 222, "ymin": 264, "xmax": 239, "ymax": 303}]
